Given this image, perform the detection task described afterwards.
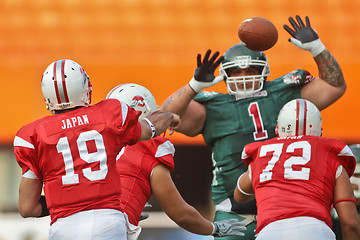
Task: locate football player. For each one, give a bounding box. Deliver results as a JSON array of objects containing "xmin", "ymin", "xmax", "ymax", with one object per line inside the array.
[
  {"xmin": 106, "ymin": 83, "xmax": 247, "ymax": 240},
  {"xmin": 13, "ymin": 59, "xmax": 180, "ymax": 240},
  {"xmin": 161, "ymin": 15, "xmax": 346, "ymax": 240},
  {"xmin": 235, "ymin": 99, "xmax": 360, "ymax": 240},
  {"xmin": 332, "ymin": 144, "xmax": 360, "ymax": 239}
]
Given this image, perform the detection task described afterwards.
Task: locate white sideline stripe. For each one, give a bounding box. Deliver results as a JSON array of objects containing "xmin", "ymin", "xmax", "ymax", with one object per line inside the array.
[{"xmin": 13, "ymin": 136, "xmax": 34, "ymax": 149}]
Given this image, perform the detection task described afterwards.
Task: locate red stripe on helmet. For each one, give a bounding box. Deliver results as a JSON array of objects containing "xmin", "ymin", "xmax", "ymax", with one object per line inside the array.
[
  {"xmin": 53, "ymin": 61, "xmax": 61, "ymax": 104},
  {"xmin": 296, "ymin": 99, "xmax": 300, "ymax": 135},
  {"xmin": 61, "ymin": 60, "xmax": 70, "ymax": 103},
  {"xmin": 302, "ymin": 100, "xmax": 307, "ymax": 135}
]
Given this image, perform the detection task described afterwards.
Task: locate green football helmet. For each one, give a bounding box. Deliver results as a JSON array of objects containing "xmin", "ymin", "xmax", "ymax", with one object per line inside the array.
[{"xmin": 219, "ymin": 43, "xmax": 270, "ymax": 97}]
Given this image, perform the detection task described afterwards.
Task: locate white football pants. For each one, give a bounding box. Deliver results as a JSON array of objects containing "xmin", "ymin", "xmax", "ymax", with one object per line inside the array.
[
  {"xmin": 256, "ymin": 216, "xmax": 335, "ymax": 240},
  {"xmin": 49, "ymin": 209, "xmax": 127, "ymax": 240}
]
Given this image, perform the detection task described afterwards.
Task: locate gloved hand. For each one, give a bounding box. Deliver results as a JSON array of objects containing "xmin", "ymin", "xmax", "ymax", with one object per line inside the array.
[
  {"xmin": 283, "ymin": 15, "xmax": 326, "ymax": 57},
  {"xmin": 211, "ymin": 219, "xmax": 247, "ymax": 237},
  {"xmin": 188, "ymin": 49, "xmax": 225, "ymax": 93}
]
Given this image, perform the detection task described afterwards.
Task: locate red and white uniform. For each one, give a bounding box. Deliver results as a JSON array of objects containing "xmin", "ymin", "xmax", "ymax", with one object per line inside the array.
[
  {"xmin": 241, "ymin": 135, "xmax": 356, "ymax": 234},
  {"xmin": 116, "ymin": 136, "xmax": 175, "ymax": 226},
  {"xmin": 13, "ymin": 99, "xmax": 141, "ymax": 225}
]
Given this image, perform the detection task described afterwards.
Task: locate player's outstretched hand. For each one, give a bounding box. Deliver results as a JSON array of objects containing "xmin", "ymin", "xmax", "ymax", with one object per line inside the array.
[
  {"xmin": 212, "ymin": 219, "xmax": 247, "ymax": 237},
  {"xmin": 283, "ymin": 15, "xmax": 325, "ymax": 57},
  {"xmin": 189, "ymin": 49, "xmax": 225, "ymax": 93}
]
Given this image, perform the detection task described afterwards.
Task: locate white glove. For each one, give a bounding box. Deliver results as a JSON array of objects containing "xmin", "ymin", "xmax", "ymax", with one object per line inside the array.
[
  {"xmin": 211, "ymin": 219, "xmax": 247, "ymax": 237},
  {"xmin": 289, "ymin": 38, "xmax": 325, "ymax": 57},
  {"xmin": 189, "ymin": 75, "xmax": 224, "ymax": 93}
]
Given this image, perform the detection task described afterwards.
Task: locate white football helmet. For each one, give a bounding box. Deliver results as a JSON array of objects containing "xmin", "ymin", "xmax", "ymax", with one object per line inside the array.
[
  {"xmin": 106, "ymin": 83, "xmax": 159, "ymax": 119},
  {"xmin": 276, "ymin": 99, "xmax": 322, "ymax": 137},
  {"xmin": 41, "ymin": 59, "xmax": 92, "ymax": 111},
  {"xmin": 349, "ymin": 144, "xmax": 360, "ymax": 199}
]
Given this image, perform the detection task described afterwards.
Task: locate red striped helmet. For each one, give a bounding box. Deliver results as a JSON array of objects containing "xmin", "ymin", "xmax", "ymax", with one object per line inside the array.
[
  {"xmin": 276, "ymin": 99, "xmax": 322, "ymax": 137},
  {"xmin": 41, "ymin": 59, "xmax": 92, "ymax": 111}
]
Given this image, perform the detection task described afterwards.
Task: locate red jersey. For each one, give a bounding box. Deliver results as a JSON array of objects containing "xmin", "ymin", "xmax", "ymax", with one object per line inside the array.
[
  {"xmin": 241, "ymin": 135, "xmax": 356, "ymax": 233},
  {"xmin": 116, "ymin": 136, "xmax": 175, "ymax": 226},
  {"xmin": 13, "ymin": 99, "xmax": 142, "ymax": 224}
]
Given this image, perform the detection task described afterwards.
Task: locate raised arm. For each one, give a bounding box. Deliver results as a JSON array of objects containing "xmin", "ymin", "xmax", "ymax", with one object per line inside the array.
[
  {"xmin": 284, "ymin": 15, "xmax": 346, "ymax": 110},
  {"xmin": 161, "ymin": 50, "xmax": 224, "ymax": 136},
  {"xmin": 151, "ymin": 163, "xmax": 246, "ymax": 237}
]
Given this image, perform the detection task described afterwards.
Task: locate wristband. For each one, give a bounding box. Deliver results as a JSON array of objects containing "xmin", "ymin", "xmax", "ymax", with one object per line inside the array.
[
  {"xmin": 309, "ymin": 39, "xmax": 326, "ymax": 57},
  {"xmin": 143, "ymin": 118, "xmax": 156, "ymax": 139},
  {"xmin": 237, "ymin": 174, "xmax": 255, "ymax": 196},
  {"xmin": 333, "ymin": 198, "xmax": 357, "ymax": 206},
  {"xmin": 188, "ymin": 77, "xmax": 202, "ymax": 93},
  {"xmin": 37, "ymin": 195, "xmax": 50, "ymax": 218}
]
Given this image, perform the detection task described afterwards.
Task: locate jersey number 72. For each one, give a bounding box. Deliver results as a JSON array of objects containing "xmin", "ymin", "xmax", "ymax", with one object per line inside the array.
[{"xmin": 258, "ymin": 141, "xmax": 311, "ymax": 182}]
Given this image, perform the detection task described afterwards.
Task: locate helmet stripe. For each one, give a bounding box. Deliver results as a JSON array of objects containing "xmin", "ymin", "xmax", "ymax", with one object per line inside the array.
[
  {"xmin": 53, "ymin": 60, "xmax": 70, "ymax": 104},
  {"xmin": 296, "ymin": 99, "xmax": 307, "ymax": 135},
  {"xmin": 303, "ymin": 100, "xmax": 307, "ymax": 135},
  {"xmin": 61, "ymin": 60, "xmax": 70, "ymax": 103},
  {"xmin": 53, "ymin": 61, "xmax": 62, "ymax": 104}
]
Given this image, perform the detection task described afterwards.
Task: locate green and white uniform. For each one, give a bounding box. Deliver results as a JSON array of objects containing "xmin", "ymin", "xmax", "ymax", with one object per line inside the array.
[{"xmin": 194, "ymin": 69, "xmax": 313, "ymax": 239}]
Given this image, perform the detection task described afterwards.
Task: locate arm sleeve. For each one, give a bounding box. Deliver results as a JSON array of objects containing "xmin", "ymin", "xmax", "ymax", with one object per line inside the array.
[{"xmin": 13, "ymin": 134, "xmax": 42, "ymax": 179}]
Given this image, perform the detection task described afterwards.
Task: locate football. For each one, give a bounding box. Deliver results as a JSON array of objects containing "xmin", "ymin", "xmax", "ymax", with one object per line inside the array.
[{"xmin": 238, "ymin": 17, "xmax": 278, "ymax": 51}]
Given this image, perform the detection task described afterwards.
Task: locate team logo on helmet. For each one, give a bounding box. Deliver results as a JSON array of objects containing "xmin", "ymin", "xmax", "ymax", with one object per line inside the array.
[{"xmin": 130, "ymin": 95, "xmax": 145, "ymax": 108}]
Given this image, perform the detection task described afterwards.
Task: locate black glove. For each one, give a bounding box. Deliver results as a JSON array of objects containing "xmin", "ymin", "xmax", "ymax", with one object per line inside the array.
[
  {"xmin": 283, "ymin": 15, "xmax": 325, "ymax": 57},
  {"xmin": 189, "ymin": 50, "xmax": 225, "ymax": 93}
]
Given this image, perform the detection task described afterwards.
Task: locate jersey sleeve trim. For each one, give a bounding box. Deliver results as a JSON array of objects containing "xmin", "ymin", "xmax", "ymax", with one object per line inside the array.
[
  {"xmin": 155, "ymin": 140, "xmax": 175, "ymax": 158},
  {"xmin": 337, "ymin": 145, "xmax": 356, "ymax": 176},
  {"xmin": 23, "ymin": 169, "xmax": 39, "ymax": 179},
  {"xmin": 14, "ymin": 136, "xmax": 35, "ymax": 149}
]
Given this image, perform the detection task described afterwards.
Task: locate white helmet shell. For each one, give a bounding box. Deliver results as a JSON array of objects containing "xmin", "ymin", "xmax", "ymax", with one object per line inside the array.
[
  {"xmin": 276, "ymin": 99, "xmax": 322, "ymax": 137},
  {"xmin": 41, "ymin": 59, "xmax": 92, "ymax": 111},
  {"xmin": 106, "ymin": 83, "xmax": 159, "ymax": 120}
]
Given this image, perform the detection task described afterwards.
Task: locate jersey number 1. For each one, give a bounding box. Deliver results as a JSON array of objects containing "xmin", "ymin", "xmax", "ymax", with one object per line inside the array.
[
  {"xmin": 248, "ymin": 102, "xmax": 268, "ymax": 141},
  {"xmin": 56, "ymin": 130, "xmax": 108, "ymax": 185}
]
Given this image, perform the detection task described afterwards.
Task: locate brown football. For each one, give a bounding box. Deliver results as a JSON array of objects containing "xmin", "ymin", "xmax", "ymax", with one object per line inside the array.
[{"xmin": 238, "ymin": 17, "xmax": 278, "ymax": 51}]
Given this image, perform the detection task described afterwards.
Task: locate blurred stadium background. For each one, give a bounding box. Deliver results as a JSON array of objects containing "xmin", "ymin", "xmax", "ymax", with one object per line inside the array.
[{"xmin": 0, "ymin": 0, "xmax": 359, "ymax": 239}]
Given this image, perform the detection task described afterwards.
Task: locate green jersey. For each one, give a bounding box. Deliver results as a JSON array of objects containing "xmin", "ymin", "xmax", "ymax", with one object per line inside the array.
[{"xmin": 194, "ymin": 69, "xmax": 313, "ymax": 206}]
